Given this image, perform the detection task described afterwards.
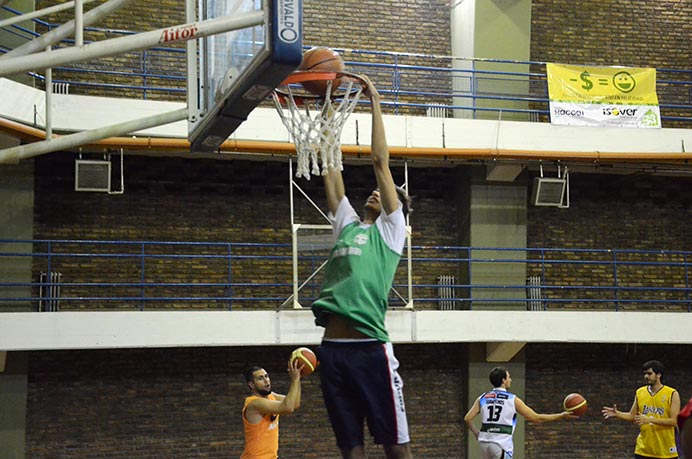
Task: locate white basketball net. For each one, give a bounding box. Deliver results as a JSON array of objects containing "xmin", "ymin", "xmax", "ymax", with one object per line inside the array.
[{"xmin": 273, "ymin": 76, "xmax": 364, "ymax": 179}]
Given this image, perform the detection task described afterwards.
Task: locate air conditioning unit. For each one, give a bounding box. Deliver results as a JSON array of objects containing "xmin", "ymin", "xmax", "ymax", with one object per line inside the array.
[
  {"xmin": 531, "ymin": 177, "xmax": 567, "ymax": 206},
  {"xmin": 75, "ymin": 159, "xmax": 111, "ymax": 192}
]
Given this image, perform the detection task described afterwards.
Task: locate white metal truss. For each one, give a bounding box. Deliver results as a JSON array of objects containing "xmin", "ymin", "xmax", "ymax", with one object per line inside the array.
[
  {"xmin": 0, "ymin": 0, "xmax": 263, "ymax": 163},
  {"xmin": 282, "ymin": 158, "xmax": 414, "ymax": 310}
]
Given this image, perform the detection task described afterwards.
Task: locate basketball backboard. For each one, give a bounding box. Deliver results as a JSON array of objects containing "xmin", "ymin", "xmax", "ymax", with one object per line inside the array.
[{"xmin": 188, "ymin": 0, "xmax": 302, "ymax": 152}]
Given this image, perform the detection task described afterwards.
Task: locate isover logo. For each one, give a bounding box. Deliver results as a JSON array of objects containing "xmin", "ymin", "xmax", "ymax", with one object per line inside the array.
[
  {"xmin": 278, "ymin": 0, "xmax": 300, "ymax": 43},
  {"xmin": 553, "ymin": 108, "xmax": 584, "ymax": 117},
  {"xmin": 603, "ymin": 107, "xmax": 638, "ymax": 117}
]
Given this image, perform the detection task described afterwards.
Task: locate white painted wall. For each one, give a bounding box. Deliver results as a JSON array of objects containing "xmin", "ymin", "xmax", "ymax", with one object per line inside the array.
[{"xmin": 1, "ymin": 310, "xmax": 691, "ymax": 351}]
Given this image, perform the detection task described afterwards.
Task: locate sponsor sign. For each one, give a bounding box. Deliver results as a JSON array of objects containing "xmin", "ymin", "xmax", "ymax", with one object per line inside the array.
[{"xmin": 546, "ymin": 63, "xmax": 661, "ymax": 128}]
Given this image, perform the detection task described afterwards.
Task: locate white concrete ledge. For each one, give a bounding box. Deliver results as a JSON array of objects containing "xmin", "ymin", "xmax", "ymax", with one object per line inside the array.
[
  {"xmin": 2, "ymin": 77, "xmax": 691, "ymax": 156},
  {"xmin": 1, "ymin": 310, "xmax": 690, "ymax": 351}
]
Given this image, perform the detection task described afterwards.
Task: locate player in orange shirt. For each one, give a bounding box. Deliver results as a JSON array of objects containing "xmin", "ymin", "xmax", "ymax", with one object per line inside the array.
[{"xmin": 241, "ymin": 359, "xmax": 303, "ymax": 459}]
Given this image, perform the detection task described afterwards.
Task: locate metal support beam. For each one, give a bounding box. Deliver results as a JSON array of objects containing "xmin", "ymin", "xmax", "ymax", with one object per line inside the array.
[
  {"xmin": 0, "ymin": 0, "xmax": 98, "ymax": 29},
  {"xmin": 0, "ymin": 107, "xmax": 188, "ymax": 163},
  {"xmin": 74, "ymin": 0, "xmax": 84, "ymax": 47},
  {"xmin": 45, "ymin": 48, "xmax": 52, "ymax": 140},
  {"xmin": 0, "ymin": 11, "xmax": 263, "ymax": 77},
  {"xmin": 185, "ymin": 0, "xmax": 199, "ymax": 124},
  {"xmin": 1, "ymin": 0, "xmax": 134, "ymax": 60}
]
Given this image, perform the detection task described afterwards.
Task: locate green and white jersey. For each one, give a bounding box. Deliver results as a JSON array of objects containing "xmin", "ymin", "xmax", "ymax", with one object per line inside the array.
[
  {"xmin": 312, "ymin": 196, "xmax": 406, "ymax": 342},
  {"xmin": 478, "ymin": 388, "xmax": 517, "ymax": 456}
]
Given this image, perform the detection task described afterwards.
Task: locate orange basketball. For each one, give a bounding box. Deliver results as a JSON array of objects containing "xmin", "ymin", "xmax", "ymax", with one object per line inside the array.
[
  {"xmin": 297, "ymin": 47, "xmax": 345, "ymax": 96},
  {"xmin": 563, "ymin": 392, "xmax": 588, "ymax": 416},
  {"xmin": 290, "ymin": 347, "xmax": 318, "ymax": 377}
]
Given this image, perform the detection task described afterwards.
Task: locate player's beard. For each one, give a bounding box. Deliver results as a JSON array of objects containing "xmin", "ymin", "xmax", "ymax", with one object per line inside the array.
[{"xmin": 258, "ymin": 388, "xmax": 271, "ymax": 397}]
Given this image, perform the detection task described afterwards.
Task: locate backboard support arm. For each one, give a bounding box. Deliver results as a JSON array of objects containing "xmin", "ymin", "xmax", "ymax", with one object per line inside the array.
[{"xmin": 0, "ymin": 11, "xmax": 264, "ymax": 77}]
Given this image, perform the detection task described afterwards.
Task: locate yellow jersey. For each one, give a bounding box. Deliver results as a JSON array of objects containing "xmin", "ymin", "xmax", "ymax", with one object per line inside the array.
[{"xmin": 635, "ymin": 385, "xmax": 678, "ymax": 458}]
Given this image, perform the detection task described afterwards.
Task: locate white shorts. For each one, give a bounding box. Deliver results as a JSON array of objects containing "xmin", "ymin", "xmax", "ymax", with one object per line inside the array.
[{"xmin": 479, "ymin": 441, "xmax": 512, "ymax": 459}]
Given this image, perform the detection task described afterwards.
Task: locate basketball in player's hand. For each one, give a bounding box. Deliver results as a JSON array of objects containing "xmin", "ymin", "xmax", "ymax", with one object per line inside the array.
[
  {"xmin": 563, "ymin": 393, "xmax": 588, "ymax": 416},
  {"xmin": 290, "ymin": 347, "xmax": 318, "ymax": 377},
  {"xmin": 298, "ymin": 47, "xmax": 345, "ymax": 96}
]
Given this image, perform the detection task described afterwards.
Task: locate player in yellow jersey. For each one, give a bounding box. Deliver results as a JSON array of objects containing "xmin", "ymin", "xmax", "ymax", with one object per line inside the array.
[{"xmin": 602, "ymin": 360, "xmax": 681, "ymax": 459}]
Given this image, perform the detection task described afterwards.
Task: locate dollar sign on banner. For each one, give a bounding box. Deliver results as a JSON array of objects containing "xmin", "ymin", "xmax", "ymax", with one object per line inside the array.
[{"xmin": 580, "ymin": 71, "xmax": 593, "ymax": 91}]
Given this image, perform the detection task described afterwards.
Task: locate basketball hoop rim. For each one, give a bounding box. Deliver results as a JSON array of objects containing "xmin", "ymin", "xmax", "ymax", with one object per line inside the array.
[{"xmin": 274, "ymin": 70, "xmax": 368, "ymax": 102}]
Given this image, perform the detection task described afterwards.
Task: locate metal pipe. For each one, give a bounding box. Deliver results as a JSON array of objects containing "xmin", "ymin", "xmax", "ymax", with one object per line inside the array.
[
  {"xmin": 0, "ymin": 0, "xmax": 97, "ymax": 29},
  {"xmin": 289, "ymin": 160, "xmax": 300, "ymax": 308},
  {"xmin": 3, "ymin": 115, "xmax": 692, "ymax": 163},
  {"xmin": 0, "ymin": 11, "xmax": 263, "ymax": 77},
  {"xmin": 74, "ymin": 0, "xmax": 84, "ymax": 47},
  {"xmin": 45, "ymin": 47, "xmax": 52, "ymax": 139},
  {"xmin": 404, "ymin": 161, "xmax": 413, "ymax": 309},
  {"xmin": 185, "ymin": 0, "xmax": 199, "ymax": 127},
  {"xmin": 0, "ymin": 108, "xmax": 188, "ymax": 163},
  {"xmin": 1, "ymin": 0, "xmax": 134, "ymax": 60}
]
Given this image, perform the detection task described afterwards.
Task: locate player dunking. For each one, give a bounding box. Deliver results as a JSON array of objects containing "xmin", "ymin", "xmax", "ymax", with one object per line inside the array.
[{"xmin": 312, "ymin": 75, "xmax": 413, "ymax": 459}]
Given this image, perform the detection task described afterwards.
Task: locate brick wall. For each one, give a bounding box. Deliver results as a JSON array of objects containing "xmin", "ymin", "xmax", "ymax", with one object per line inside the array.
[
  {"xmin": 33, "ymin": 0, "xmax": 451, "ymax": 108},
  {"xmin": 24, "ymin": 343, "xmax": 692, "ymax": 459},
  {"xmin": 35, "ymin": 0, "xmax": 187, "ymax": 100},
  {"xmin": 531, "ymin": 0, "xmax": 692, "ymax": 69},
  {"xmin": 31, "ymin": 0, "xmax": 691, "ymax": 122},
  {"xmin": 303, "ymin": 0, "xmax": 452, "ymax": 115},
  {"xmin": 33, "ymin": 153, "xmax": 460, "ymax": 311},
  {"xmin": 20, "ymin": 3, "xmax": 692, "ymax": 457},
  {"xmin": 25, "ymin": 343, "xmax": 467, "ymax": 459},
  {"xmin": 525, "ymin": 343, "xmax": 692, "ymax": 459},
  {"xmin": 528, "ymin": 173, "xmax": 692, "ymax": 311},
  {"xmin": 34, "ymin": 156, "xmax": 692, "ymax": 312},
  {"xmin": 531, "ymin": 0, "xmax": 692, "ymax": 127}
]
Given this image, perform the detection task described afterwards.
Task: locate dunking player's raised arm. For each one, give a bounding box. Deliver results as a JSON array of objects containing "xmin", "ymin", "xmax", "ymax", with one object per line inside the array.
[
  {"xmin": 362, "ymin": 75, "xmax": 398, "ymax": 216},
  {"xmin": 322, "ymin": 167, "xmax": 345, "ymax": 217}
]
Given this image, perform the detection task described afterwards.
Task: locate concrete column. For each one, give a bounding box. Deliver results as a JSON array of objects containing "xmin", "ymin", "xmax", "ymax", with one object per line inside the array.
[
  {"xmin": 0, "ymin": 353, "xmax": 28, "ymax": 459},
  {"xmin": 451, "ymin": 0, "xmax": 532, "ymax": 121},
  {"xmin": 0, "ymin": 133, "xmax": 33, "ymax": 459},
  {"xmin": 0, "ymin": 135, "xmax": 35, "ymax": 313},
  {"xmin": 469, "ymin": 168, "xmax": 527, "ymax": 311}
]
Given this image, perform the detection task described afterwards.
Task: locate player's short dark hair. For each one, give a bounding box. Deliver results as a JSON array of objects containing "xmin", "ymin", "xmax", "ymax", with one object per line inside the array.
[
  {"xmin": 244, "ymin": 365, "xmax": 264, "ymax": 382},
  {"xmin": 489, "ymin": 366, "xmax": 509, "ymax": 387},
  {"xmin": 395, "ymin": 186, "xmax": 413, "ymax": 218},
  {"xmin": 643, "ymin": 360, "xmax": 664, "ymax": 377}
]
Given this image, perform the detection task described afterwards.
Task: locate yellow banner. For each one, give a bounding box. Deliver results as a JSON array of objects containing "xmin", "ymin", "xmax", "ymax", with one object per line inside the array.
[{"xmin": 547, "ymin": 63, "xmax": 659, "ymax": 105}]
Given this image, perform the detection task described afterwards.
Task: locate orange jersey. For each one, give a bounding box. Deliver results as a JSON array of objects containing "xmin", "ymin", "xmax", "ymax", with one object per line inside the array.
[
  {"xmin": 241, "ymin": 394, "xmax": 280, "ymax": 459},
  {"xmin": 635, "ymin": 385, "xmax": 678, "ymax": 458}
]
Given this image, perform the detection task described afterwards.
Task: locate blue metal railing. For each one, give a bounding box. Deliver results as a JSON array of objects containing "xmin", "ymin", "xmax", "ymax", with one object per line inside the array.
[
  {"xmin": 2, "ymin": 5, "xmax": 691, "ymax": 123},
  {"xmin": 1, "ymin": 239, "xmax": 690, "ymax": 312}
]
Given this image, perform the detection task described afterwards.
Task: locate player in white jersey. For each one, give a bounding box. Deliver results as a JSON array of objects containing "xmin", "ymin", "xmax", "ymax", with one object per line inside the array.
[{"xmin": 464, "ymin": 366, "xmax": 574, "ymax": 459}]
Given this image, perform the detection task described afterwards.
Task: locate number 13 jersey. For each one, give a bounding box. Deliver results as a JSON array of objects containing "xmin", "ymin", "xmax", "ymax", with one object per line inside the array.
[{"xmin": 478, "ymin": 389, "xmax": 517, "ymax": 455}]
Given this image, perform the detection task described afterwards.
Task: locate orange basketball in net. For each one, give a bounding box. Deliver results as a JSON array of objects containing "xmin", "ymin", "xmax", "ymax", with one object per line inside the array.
[
  {"xmin": 290, "ymin": 347, "xmax": 318, "ymax": 377},
  {"xmin": 297, "ymin": 47, "xmax": 345, "ymax": 96},
  {"xmin": 563, "ymin": 392, "xmax": 588, "ymax": 416}
]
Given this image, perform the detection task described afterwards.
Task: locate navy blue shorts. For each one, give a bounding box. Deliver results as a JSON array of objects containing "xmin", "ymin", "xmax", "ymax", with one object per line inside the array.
[{"xmin": 317, "ymin": 340, "xmax": 410, "ymax": 449}]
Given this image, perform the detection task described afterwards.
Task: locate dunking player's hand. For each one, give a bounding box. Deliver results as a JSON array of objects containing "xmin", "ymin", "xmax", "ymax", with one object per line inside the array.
[{"xmin": 361, "ymin": 74, "xmax": 380, "ymax": 103}]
